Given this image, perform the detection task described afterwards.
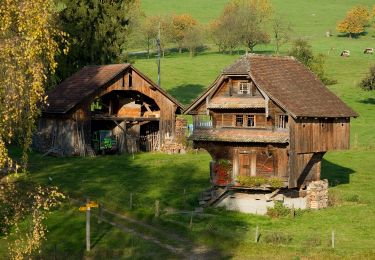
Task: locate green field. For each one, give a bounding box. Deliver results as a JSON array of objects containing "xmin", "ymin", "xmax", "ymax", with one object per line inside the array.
[{"xmin": 2, "ymin": 0, "xmax": 375, "ymax": 259}]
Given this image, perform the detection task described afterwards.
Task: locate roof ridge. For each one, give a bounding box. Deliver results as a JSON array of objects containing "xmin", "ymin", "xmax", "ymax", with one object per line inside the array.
[{"xmin": 245, "ymin": 53, "xmax": 296, "ymax": 60}]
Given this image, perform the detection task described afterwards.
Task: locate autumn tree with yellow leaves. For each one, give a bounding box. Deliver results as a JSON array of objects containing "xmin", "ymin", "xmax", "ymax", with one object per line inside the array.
[
  {"xmin": 337, "ymin": 5, "xmax": 371, "ymax": 37},
  {"xmin": 0, "ymin": 0, "xmax": 65, "ymax": 259},
  {"xmin": 170, "ymin": 14, "xmax": 199, "ymax": 53}
]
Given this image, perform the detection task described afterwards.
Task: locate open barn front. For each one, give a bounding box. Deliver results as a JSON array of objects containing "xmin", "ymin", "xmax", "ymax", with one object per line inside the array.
[{"xmin": 89, "ymin": 89, "xmax": 161, "ymax": 154}]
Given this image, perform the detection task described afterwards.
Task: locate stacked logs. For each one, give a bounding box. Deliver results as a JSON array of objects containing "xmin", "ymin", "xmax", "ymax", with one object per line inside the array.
[
  {"xmin": 160, "ymin": 141, "xmax": 186, "ymax": 154},
  {"xmin": 306, "ymin": 179, "xmax": 329, "ymax": 209},
  {"xmin": 175, "ymin": 117, "xmax": 187, "ymax": 140}
]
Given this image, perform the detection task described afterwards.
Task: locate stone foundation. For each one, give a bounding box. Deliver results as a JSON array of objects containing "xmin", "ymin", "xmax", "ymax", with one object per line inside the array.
[{"xmin": 216, "ymin": 180, "xmax": 329, "ymax": 215}]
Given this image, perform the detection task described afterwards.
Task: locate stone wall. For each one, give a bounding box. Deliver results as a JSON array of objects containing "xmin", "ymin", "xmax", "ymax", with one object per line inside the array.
[{"xmin": 306, "ymin": 179, "xmax": 329, "ymax": 209}]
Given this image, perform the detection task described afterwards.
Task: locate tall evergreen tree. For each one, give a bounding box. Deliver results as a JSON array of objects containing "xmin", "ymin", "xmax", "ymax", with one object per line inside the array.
[{"xmin": 55, "ymin": 0, "xmax": 140, "ymax": 81}]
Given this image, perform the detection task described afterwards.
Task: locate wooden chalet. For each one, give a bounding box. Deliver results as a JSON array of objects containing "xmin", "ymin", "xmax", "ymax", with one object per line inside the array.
[
  {"xmin": 33, "ymin": 64, "xmax": 183, "ymax": 156},
  {"xmin": 185, "ymin": 54, "xmax": 358, "ymax": 189}
]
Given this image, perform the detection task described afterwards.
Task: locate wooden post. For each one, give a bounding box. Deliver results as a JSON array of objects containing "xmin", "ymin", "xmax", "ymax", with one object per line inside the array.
[
  {"xmin": 189, "ymin": 213, "xmax": 193, "ymax": 230},
  {"xmin": 331, "ymin": 230, "xmax": 335, "ymax": 249},
  {"xmin": 155, "ymin": 200, "xmax": 160, "ymax": 218},
  {"xmin": 86, "ymin": 199, "xmax": 91, "ymax": 252},
  {"xmin": 255, "ymin": 226, "xmax": 259, "ymax": 243},
  {"xmin": 183, "ymin": 189, "xmax": 186, "ymax": 206},
  {"xmin": 98, "ymin": 203, "xmax": 103, "ymax": 224},
  {"xmin": 129, "ymin": 193, "xmax": 133, "ymax": 210},
  {"xmin": 250, "ymin": 151, "xmax": 256, "ymax": 177}
]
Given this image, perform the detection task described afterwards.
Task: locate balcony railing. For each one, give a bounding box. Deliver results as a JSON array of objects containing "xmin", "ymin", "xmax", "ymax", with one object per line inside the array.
[{"xmin": 193, "ymin": 115, "xmax": 213, "ymax": 129}]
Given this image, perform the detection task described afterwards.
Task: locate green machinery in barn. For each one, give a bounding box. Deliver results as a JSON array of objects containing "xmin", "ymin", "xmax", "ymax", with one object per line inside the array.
[{"xmin": 92, "ymin": 130, "xmax": 118, "ymax": 154}]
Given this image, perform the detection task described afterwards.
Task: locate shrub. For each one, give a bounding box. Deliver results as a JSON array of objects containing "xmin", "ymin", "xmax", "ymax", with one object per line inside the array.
[
  {"xmin": 303, "ymin": 235, "xmax": 322, "ymax": 248},
  {"xmin": 344, "ymin": 194, "xmax": 360, "ymax": 203},
  {"xmin": 266, "ymin": 201, "xmax": 291, "ymax": 218},
  {"xmin": 236, "ymin": 176, "xmax": 284, "ymax": 188},
  {"xmin": 359, "ymin": 65, "xmax": 375, "ymax": 91},
  {"xmin": 327, "ymin": 191, "xmax": 342, "ymax": 207},
  {"xmin": 263, "ymin": 231, "xmax": 292, "ymax": 244}
]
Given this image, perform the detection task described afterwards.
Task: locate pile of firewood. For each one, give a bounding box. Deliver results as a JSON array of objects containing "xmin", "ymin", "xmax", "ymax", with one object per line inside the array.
[
  {"xmin": 175, "ymin": 117, "xmax": 187, "ymax": 139},
  {"xmin": 306, "ymin": 179, "xmax": 329, "ymax": 209},
  {"xmin": 160, "ymin": 141, "xmax": 186, "ymax": 154}
]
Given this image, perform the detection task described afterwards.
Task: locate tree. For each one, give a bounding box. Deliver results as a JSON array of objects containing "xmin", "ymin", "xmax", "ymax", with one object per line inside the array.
[
  {"xmin": 170, "ymin": 14, "xmax": 198, "ymax": 53},
  {"xmin": 0, "ymin": 0, "xmax": 65, "ymax": 258},
  {"xmin": 56, "ymin": 0, "xmax": 141, "ymax": 80},
  {"xmin": 337, "ymin": 6, "xmax": 371, "ymax": 38},
  {"xmin": 141, "ymin": 15, "xmax": 160, "ymax": 58},
  {"xmin": 359, "ymin": 65, "xmax": 375, "ymax": 91},
  {"xmin": 183, "ymin": 24, "xmax": 204, "ymax": 57},
  {"xmin": 288, "ymin": 39, "xmax": 336, "ymax": 85},
  {"xmin": 210, "ymin": 0, "xmax": 272, "ymax": 54},
  {"xmin": 140, "ymin": 15, "xmax": 172, "ymax": 58},
  {"xmin": 210, "ymin": 3, "xmax": 241, "ymax": 54},
  {"xmin": 272, "ymin": 15, "xmax": 293, "ymax": 54},
  {"xmin": 236, "ymin": 0, "xmax": 272, "ymax": 52},
  {"xmin": 288, "ymin": 39, "xmax": 314, "ymax": 66}
]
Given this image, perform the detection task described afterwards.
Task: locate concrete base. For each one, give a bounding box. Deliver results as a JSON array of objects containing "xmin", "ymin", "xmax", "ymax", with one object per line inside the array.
[{"xmin": 216, "ymin": 192, "xmax": 307, "ymax": 215}]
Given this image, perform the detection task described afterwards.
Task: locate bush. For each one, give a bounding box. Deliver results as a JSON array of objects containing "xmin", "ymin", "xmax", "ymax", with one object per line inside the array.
[
  {"xmin": 344, "ymin": 194, "xmax": 360, "ymax": 203},
  {"xmin": 236, "ymin": 176, "xmax": 284, "ymax": 188},
  {"xmin": 359, "ymin": 65, "xmax": 375, "ymax": 91},
  {"xmin": 263, "ymin": 231, "xmax": 292, "ymax": 244},
  {"xmin": 327, "ymin": 191, "xmax": 342, "ymax": 207},
  {"xmin": 289, "ymin": 39, "xmax": 337, "ymax": 85},
  {"xmin": 266, "ymin": 201, "xmax": 291, "ymax": 218}
]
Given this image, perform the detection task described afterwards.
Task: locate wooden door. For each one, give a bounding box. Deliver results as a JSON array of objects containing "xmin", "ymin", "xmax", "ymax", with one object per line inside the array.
[{"xmin": 238, "ymin": 152, "xmax": 256, "ymax": 177}]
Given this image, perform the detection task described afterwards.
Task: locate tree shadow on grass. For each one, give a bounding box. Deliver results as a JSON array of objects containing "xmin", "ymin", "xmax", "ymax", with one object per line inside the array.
[
  {"xmin": 28, "ymin": 151, "xmax": 239, "ymax": 258},
  {"xmin": 359, "ymin": 98, "xmax": 375, "ymax": 105},
  {"xmin": 168, "ymin": 84, "xmax": 206, "ymax": 105},
  {"xmin": 321, "ymin": 158, "xmax": 355, "ymax": 187}
]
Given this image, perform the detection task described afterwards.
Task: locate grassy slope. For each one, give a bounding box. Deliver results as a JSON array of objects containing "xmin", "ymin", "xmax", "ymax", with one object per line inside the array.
[{"xmin": 2, "ymin": 0, "xmax": 375, "ymax": 258}]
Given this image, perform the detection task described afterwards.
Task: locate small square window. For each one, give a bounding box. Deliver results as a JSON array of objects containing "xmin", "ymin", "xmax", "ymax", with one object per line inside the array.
[
  {"xmin": 247, "ymin": 115, "xmax": 255, "ymax": 127},
  {"xmin": 235, "ymin": 115, "xmax": 243, "ymax": 126},
  {"xmin": 238, "ymin": 82, "xmax": 251, "ymax": 94}
]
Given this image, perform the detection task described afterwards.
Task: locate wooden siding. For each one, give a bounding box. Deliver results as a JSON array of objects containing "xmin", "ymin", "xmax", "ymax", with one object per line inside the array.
[
  {"xmin": 288, "ymin": 151, "xmax": 325, "ymax": 188},
  {"xmin": 290, "ymin": 118, "xmax": 350, "ymax": 153},
  {"xmin": 194, "ymin": 142, "xmax": 289, "ymax": 182},
  {"xmin": 215, "ymin": 78, "xmax": 262, "ymax": 97}
]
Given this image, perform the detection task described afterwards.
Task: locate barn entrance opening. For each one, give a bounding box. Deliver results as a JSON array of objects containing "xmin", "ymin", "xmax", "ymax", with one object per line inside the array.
[{"xmin": 90, "ymin": 90, "xmax": 161, "ymax": 154}]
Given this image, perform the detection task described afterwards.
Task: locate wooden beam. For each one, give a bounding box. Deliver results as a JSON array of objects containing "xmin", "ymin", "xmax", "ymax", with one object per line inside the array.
[
  {"xmin": 250, "ymin": 150, "xmax": 256, "ymax": 177},
  {"xmin": 143, "ymin": 102, "xmax": 152, "ymax": 112}
]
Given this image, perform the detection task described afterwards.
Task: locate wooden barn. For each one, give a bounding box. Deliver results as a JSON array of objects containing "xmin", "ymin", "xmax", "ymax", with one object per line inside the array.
[
  {"xmin": 33, "ymin": 64, "xmax": 183, "ymax": 156},
  {"xmin": 185, "ymin": 54, "xmax": 358, "ymax": 193}
]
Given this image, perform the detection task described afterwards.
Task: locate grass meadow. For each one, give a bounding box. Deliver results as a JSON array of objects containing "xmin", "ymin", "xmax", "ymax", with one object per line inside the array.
[{"xmin": 2, "ymin": 0, "xmax": 375, "ymax": 259}]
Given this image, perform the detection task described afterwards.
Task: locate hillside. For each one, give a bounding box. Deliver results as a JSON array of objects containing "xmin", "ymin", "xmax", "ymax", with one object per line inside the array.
[{"xmin": 2, "ymin": 0, "xmax": 375, "ymax": 259}]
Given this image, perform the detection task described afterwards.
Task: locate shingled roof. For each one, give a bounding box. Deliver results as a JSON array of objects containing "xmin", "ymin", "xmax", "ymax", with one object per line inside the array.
[
  {"xmin": 45, "ymin": 64, "xmax": 182, "ymax": 114},
  {"xmin": 186, "ymin": 54, "xmax": 358, "ymax": 118},
  {"xmin": 190, "ymin": 128, "xmax": 289, "ymax": 143}
]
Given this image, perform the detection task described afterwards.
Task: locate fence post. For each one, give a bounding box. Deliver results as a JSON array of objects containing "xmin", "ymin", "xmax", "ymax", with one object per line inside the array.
[
  {"xmin": 98, "ymin": 203, "xmax": 103, "ymax": 224},
  {"xmin": 331, "ymin": 230, "xmax": 335, "ymax": 249},
  {"xmin": 155, "ymin": 200, "xmax": 160, "ymax": 217},
  {"xmin": 255, "ymin": 226, "xmax": 259, "ymax": 243},
  {"xmin": 189, "ymin": 213, "xmax": 193, "ymax": 230},
  {"xmin": 183, "ymin": 189, "xmax": 186, "ymax": 205},
  {"xmin": 86, "ymin": 198, "xmax": 91, "ymax": 252},
  {"xmin": 129, "ymin": 193, "xmax": 133, "ymax": 210}
]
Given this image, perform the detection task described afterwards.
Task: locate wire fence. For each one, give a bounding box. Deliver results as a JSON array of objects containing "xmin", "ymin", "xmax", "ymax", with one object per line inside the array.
[{"xmin": 28, "ymin": 194, "xmax": 375, "ymax": 258}]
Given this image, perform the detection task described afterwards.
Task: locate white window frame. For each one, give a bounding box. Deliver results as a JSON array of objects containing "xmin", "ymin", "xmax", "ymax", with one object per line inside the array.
[{"xmin": 238, "ymin": 82, "xmax": 252, "ymax": 95}]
